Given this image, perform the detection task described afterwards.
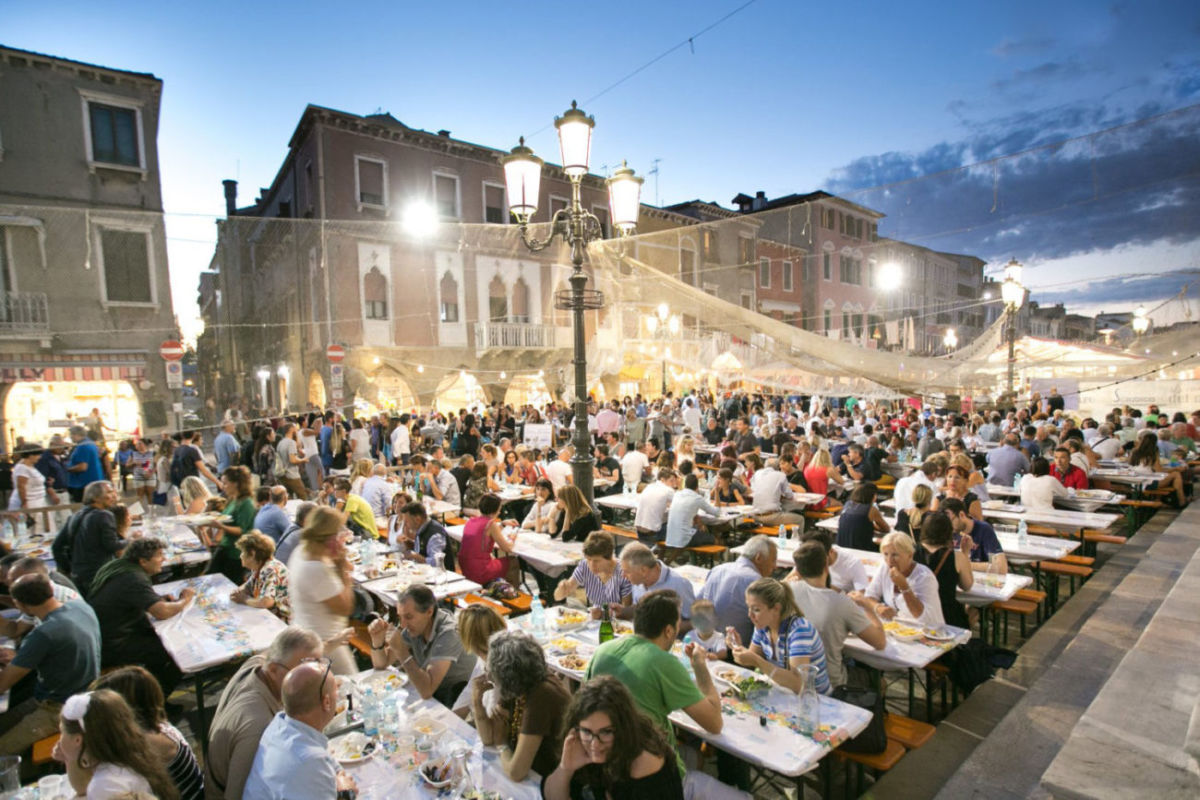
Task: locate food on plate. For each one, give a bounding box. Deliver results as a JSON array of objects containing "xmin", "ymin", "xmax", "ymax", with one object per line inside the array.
[
  {"xmin": 554, "ymin": 609, "xmax": 588, "ymax": 629},
  {"xmin": 557, "ymin": 654, "xmax": 588, "ymax": 671},
  {"xmin": 883, "ymin": 621, "xmax": 923, "ymax": 639},
  {"xmin": 461, "ymin": 791, "xmax": 504, "ymax": 800},
  {"xmin": 550, "ymin": 637, "xmax": 580, "ymax": 653},
  {"xmin": 420, "ymin": 758, "xmax": 453, "ymax": 787},
  {"xmin": 411, "ymin": 716, "xmax": 446, "ymax": 737},
  {"xmin": 721, "ymin": 673, "xmax": 772, "ymax": 696},
  {"xmin": 922, "ymin": 627, "xmax": 957, "ymax": 642},
  {"xmin": 612, "ymin": 621, "xmax": 633, "ymax": 636},
  {"xmin": 360, "ymin": 669, "xmax": 406, "ymax": 692},
  {"xmin": 331, "ymin": 732, "xmax": 375, "ymax": 763}
]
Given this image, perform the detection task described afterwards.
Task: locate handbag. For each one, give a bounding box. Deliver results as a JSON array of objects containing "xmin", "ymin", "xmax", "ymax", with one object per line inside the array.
[{"xmin": 831, "ymin": 685, "xmax": 887, "ymax": 754}]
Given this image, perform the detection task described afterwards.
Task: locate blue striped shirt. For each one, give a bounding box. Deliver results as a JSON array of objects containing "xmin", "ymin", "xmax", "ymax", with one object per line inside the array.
[
  {"xmin": 750, "ymin": 615, "xmax": 831, "ymax": 695},
  {"xmin": 570, "ymin": 561, "xmax": 633, "ymax": 608}
]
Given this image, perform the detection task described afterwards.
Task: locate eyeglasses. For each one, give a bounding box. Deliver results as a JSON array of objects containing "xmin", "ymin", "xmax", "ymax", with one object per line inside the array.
[
  {"xmin": 575, "ymin": 724, "xmax": 616, "ymax": 744},
  {"xmin": 314, "ymin": 656, "xmax": 333, "ymax": 703}
]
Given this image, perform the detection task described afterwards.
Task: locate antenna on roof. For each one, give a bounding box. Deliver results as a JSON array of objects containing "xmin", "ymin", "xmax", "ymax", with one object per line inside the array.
[{"xmin": 649, "ymin": 158, "xmax": 662, "ymax": 206}]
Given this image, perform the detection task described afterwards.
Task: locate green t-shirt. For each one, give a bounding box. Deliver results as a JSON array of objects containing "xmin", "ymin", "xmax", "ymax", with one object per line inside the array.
[
  {"xmin": 222, "ymin": 496, "xmax": 257, "ymax": 552},
  {"xmin": 586, "ymin": 635, "xmax": 703, "ymax": 763}
]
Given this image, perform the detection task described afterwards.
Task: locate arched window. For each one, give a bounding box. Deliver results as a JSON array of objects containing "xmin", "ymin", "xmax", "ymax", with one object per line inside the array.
[
  {"xmin": 363, "ymin": 267, "xmax": 387, "ymax": 319},
  {"xmin": 439, "ymin": 271, "xmax": 459, "ymax": 322},
  {"xmin": 488, "ymin": 274, "xmax": 508, "ymax": 322},
  {"xmin": 511, "ymin": 277, "xmax": 529, "ymax": 323}
]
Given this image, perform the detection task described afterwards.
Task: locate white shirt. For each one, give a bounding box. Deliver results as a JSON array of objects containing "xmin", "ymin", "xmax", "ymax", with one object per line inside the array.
[
  {"xmin": 299, "ymin": 431, "xmax": 320, "ymax": 459},
  {"xmin": 1092, "ymin": 436, "xmax": 1122, "ymax": 460},
  {"xmin": 619, "ymin": 450, "xmax": 650, "ymax": 488},
  {"xmin": 892, "ymin": 471, "xmax": 935, "ymax": 513},
  {"xmin": 545, "ymin": 459, "xmax": 573, "ymax": 491},
  {"xmin": 88, "ymin": 763, "xmax": 152, "ymax": 798},
  {"xmin": 865, "ymin": 560, "xmax": 943, "ymax": 627},
  {"xmin": 748, "ymin": 467, "xmax": 794, "ymax": 513},
  {"xmin": 682, "ymin": 404, "xmax": 702, "ymax": 433},
  {"xmin": 634, "ymin": 481, "xmax": 675, "ymax": 531},
  {"xmin": 348, "ymin": 428, "xmax": 371, "ymax": 459},
  {"xmin": 9, "ymin": 463, "xmax": 46, "ymax": 508},
  {"xmin": 390, "ymin": 424, "xmax": 411, "ymax": 456},
  {"xmin": 828, "ymin": 546, "xmax": 869, "ymax": 593},
  {"xmin": 665, "ymin": 488, "xmax": 719, "ymax": 547},
  {"xmin": 1020, "ymin": 474, "xmax": 1067, "ymax": 510}
]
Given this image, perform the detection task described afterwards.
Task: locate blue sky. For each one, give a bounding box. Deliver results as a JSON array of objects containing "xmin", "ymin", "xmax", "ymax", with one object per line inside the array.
[{"xmin": 6, "ymin": 0, "xmax": 1199, "ymax": 338}]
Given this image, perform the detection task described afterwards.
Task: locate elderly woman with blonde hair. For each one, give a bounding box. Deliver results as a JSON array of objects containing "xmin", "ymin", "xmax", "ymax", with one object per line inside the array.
[{"xmin": 854, "ymin": 531, "xmax": 943, "ymax": 626}]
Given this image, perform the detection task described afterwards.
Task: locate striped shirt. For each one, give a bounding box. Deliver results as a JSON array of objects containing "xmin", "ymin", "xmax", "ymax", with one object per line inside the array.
[
  {"xmin": 750, "ymin": 615, "xmax": 831, "ymax": 695},
  {"xmin": 569, "ymin": 561, "xmax": 633, "ymax": 608},
  {"xmin": 162, "ymin": 722, "xmax": 205, "ymax": 800}
]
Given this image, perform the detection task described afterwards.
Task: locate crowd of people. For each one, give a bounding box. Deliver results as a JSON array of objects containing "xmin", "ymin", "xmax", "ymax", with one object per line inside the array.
[{"xmin": 0, "ymin": 388, "xmax": 1194, "ymax": 798}]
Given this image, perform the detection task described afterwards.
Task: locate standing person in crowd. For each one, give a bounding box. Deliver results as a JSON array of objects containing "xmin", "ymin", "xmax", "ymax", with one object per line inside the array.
[
  {"xmin": 542, "ymin": 676, "xmax": 684, "ymax": 800},
  {"xmin": 91, "ymin": 666, "xmax": 205, "ymax": 800},
  {"xmin": 52, "ymin": 481, "xmax": 123, "ymax": 596},
  {"xmin": 788, "ymin": 541, "xmax": 886, "ymax": 688},
  {"xmin": 367, "ymin": 584, "xmax": 478, "ymax": 707},
  {"xmin": 88, "ymin": 538, "xmax": 194, "ymax": 698},
  {"xmin": 471, "ymin": 630, "xmax": 571, "ymax": 782},
  {"xmin": 390, "ymin": 413, "xmax": 412, "ymax": 466},
  {"xmin": 153, "ymin": 439, "xmax": 176, "ymax": 507},
  {"xmin": 204, "ymin": 627, "xmax": 323, "ymax": 800},
  {"xmin": 213, "ymin": 419, "xmax": 242, "ymax": 474},
  {"xmin": 0, "ymin": 573, "xmax": 100, "ymax": 760},
  {"xmin": 170, "ymin": 430, "xmax": 220, "ymax": 489},
  {"xmin": 8, "ymin": 443, "xmax": 58, "ymax": 534},
  {"xmin": 554, "ymin": 530, "xmax": 633, "ymax": 616},
  {"xmin": 251, "ymin": 427, "xmax": 278, "ymax": 489},
  {"xmin": 65, "ymin": 426, "xmax": 105, "ymax": 504},
  {"xmin": 231, "ymin": 531, "xmax": 290, "ymax": 622},
  {"xmin": 129, "ymin": 438, "xmax": 156, "ymax": 509},
  {"xmin": 54, "ymin": 689, "xmax": 180, "ymax": 799},
  {"xmin": 36, "ymin": 435, "xmax": 72, "ymax": 528},
  {"xmin": 299, "ymin": 416, "xmax": 324, "ymax": 497},
  {"xmin": 724, "ymin": 577, "xmax": 831, "ymax": 696},
  {"xmin": 242, "ymin": 660, "xmax": 357, "ymax": 800},
  {"xmin": 288, "ymin": 507, "xmax": 356, "ymax": 675},
  {"xmin": 275, "ymin": 423, "xmax": 309, "ymax": 500},
  {"xmin": 208, "ymin": 466, "xmax": 255, "ymax": 583}
]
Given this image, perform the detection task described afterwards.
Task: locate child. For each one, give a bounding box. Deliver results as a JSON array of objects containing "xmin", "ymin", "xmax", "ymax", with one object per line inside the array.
[{"xmin": 682, "ymin": 599, "xmax": 728, "ymax": 660}]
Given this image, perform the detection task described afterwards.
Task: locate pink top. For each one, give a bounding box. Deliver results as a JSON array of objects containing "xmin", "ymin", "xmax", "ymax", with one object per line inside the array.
[
  {"xmin": 459, "ymin": 515, "xmax": 508, "ymax": 585},
  {"xmin": 802, "ymin": 465, "xmax": 830, "ymax": 508}
]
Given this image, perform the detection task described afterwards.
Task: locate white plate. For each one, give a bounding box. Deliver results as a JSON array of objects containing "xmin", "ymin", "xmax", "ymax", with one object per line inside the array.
[
  {"xmin": 922, "ymin": 627, "xmax": 957, "ymax": 642},
  {"xmin": 330, "ymin": 732, "xmax": 375, "ymax": 765}
]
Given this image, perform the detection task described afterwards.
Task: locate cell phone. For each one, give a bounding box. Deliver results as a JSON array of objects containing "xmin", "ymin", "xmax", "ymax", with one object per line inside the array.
[{"xmin": 364, "ymin": 612, "xmax": 383, "ymax": 626}]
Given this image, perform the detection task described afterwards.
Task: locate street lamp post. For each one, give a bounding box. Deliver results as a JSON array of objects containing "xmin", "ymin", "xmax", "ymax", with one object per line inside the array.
[
  {"xmin": 645, "ymin": 302, "xmax": 680, "ymax": 397},
  {"xmin": 502, "ymin": 102, "xmax": 643, "ymax": 505},
  {"xmin": 1000, "ymin": 258, "xmax": 1026, "ymax": 401},
  {"xmin": 943, "ymin": 327, "xmax": 957, "ymax": 356},
  {"xmin": 1132, "ymin": 305, "xmax": 1149, "ymax": 338}
]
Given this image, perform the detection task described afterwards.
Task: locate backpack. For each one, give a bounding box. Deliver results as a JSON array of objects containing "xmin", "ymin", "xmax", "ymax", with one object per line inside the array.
[
  {"xmin": 169, "ymin": 445, "xmax": 198, "ymax": 487},
  {"xmin": 273, "ymin": 445, "xmax": 287, "ymax": 478}
]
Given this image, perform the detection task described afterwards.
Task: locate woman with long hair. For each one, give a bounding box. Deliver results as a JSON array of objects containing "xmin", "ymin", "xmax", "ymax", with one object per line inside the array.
[
  {"xmin": 91, "ymin": 667, "xmax": 204, "ymax": 800},
  {"xmin": 542, "ymin": 675, "xmax": 683, "ymax": 800},
  {"xmin": 290, "ymin": 506, "xmax": 356, "ymax": 674},
  {"xmin": 553, "ymin": 485, "xmax": 600, "ymax": 543},
  {"xmin": 349, "ymin": 458, "xmax": 374, "ymax": 496},
  {"xmin": 802, "ymin": 448, "xmax": 842, "ymax": 508},
  {"xmin": 725, "ymin": 577, "xmax": 831, "ymax": 695},
  {"xmin": 1129, "ymin": 431, "xmax": 1187, "ymax": 505},
  {"xmin": 252, "ymin": 426, "xmax": 278, "ymax": 489},
  {"xmin": 54, "ymin": 689, "xmax": 179, "ymax": 799},
  {"xmin": 153, "ymin": 438, "xmax": 175, "ymax": 507},
  {"xmin": 521, "ymin": 479, "xmax": 558, "ymax": 532},
  {"xmin": 896, "ymin": 484, "xmax": 933, "ymax": 543}
]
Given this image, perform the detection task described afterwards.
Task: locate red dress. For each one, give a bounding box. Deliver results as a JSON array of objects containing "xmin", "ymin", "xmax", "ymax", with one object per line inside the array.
[
  {"xmin": 459, "ymin": 516, "xmax": 512, "ymax": 585},
  {"xmin": 803, "ymin": 464, "xmax": 830, "ymax": 509}
]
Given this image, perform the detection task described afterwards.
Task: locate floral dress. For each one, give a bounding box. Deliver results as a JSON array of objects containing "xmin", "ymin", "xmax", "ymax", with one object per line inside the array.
[{"xmin": 241, "ymin": 558, "xmax": 291, "ymax": 621}]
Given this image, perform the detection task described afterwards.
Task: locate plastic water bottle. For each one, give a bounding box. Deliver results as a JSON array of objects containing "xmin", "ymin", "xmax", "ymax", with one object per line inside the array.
[
  {"xmin": 777, "ymin": 524, "xmax": 788, "ymax": 550},
  {"xmin": 1013, "ymin": 473, "xmax": 1022, "ymax": 491},
  {"xmin": 0, "ymin": 517, "xmax": 15, "ymax": 547},
  {"xmin": 361, "ymin": 688, "xmax": 379, "ymax": 737},
  {"xmin": 529, "ymin": 593, "xmax": 548, "ymax": 640},
  {"xmin": 1017, "ymin": 519, "xmax": 1029, "ymax": 547}
]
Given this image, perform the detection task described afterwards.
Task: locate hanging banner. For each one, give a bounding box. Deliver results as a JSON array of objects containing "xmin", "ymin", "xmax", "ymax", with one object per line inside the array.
[{"xmin": 523, "ymin": 422, "xmax": 553, "ymax": 449}]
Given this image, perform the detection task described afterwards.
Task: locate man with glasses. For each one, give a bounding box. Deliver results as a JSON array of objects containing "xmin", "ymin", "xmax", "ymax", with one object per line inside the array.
[
  {"xmin": 205, "ymin": 627, "xmax": 323, "ymax": 800},
  {"xmin": 244, "ymin": 657, "xmax": 357, "ymax": 800}
]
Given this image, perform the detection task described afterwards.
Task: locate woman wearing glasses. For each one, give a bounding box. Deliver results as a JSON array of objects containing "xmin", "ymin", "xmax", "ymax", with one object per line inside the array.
[{"xmin": 542, "ymin": 675, "xmax": 683, "ymax": 800}]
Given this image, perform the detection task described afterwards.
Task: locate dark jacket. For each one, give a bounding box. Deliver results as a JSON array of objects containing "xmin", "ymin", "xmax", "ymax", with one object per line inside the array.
[{"xmin": 52, "ymin": 505, "xmax": 123, "ymax": 595}]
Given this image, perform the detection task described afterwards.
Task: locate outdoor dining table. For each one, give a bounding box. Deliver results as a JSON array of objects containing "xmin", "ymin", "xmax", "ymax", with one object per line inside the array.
[
  {"xmin": 880, "ymin": 498, "xmax": 1120, "ymax": 534},
  {"xmin": 151, "ymin": 573, "xmax": 288, "ymax": 748},
  {"xmin": 359, "ymin": 565, "xmax": 482, "ymax": 606},
  {"xmin": 839, "ymin": 543, "xmax": 1033, "ymax": 607},
  {"xmin": 445, "ymin": 524, "xmax": 582, "ymax": 578},
  {"xmin": 525, "ymin": 617, "xmax": 872, "ymax": 794},
  {"xmin": 329, "ymin": 669, "xmax": 541, "ymax": 800},
  {"xmin": 1089, "ymin": 466, "xmax": 1167, "ymax": 492},
  {"xmin": 984, "ymin": 483, "xmax": 1120, "ymax": 513}
]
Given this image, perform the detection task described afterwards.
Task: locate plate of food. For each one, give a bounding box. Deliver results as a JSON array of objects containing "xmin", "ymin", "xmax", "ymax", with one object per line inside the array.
[
  {"xmin": 883, "ymin": 621, "xmax": 923, "ymax": 641},
  {"xmin": 330, "ymin": 732, "xmax": 376, "ymax": 765},
  {"xmin": 550, "ymin": 637, "xmax": 581, "ymax": 653},
  {"xmin": 358, "ymin": 668, "xmax": 407, "ymax": 693},
  {"xmin": 22, "ymin": 546, "xmax": 49, "ymax": 558},
  {"xmin": 461, "ymin": 791, "xmax": 504, "ymax": 800},
  {"xmin": 420, "ymin": 758, "xmax": 454, "ymax": 789},
  {"xmin": 612, "ymin": 620, "xmax": 633, "ymax": 636},
  {"xmin": 550, "ymin": 607, "xmax": 589, "ymax": 631},
  {"xmin": 411, "ymin": 715, "xmax": 447, "ymax": 738},
  {"xmin": 921, "ymin": 626, "xmax": 957, "ymax": 642},
  {"xmin": 982, "ymin": 500, "xmax": 1008, "ymax": 510},
  {"xmin": 717, "ymin": 671, "xmax": 772, "ymax": 697},
  {"xmin": 556, "ymin": 653, "xmax": 589, "ymax": 672}
]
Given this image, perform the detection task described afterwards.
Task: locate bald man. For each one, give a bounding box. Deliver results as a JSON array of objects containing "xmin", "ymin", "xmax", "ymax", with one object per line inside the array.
[{"xmin": 242, "ymin": 661, "xmax": 356, "ymax": 800}]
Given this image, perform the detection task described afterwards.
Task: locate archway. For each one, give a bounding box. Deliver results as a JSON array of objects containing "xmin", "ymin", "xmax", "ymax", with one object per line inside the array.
[
  {"xmin": 361, "ymin": 370, "xmax": 417, "ymax": 415},
  {"xmin": 488, "ymin": 274, "xmax": 508, "ymax": 322},
  {"xmin": 433, "ymin": 371, "xmax": 487, "ymax": 413},
  {"xmin": 307, "ymin": 371, "xmax": 327, "ymax": 408},
  {"xmin": 5, "ymin": 380, "xmax": 141, "ymax": 447}
]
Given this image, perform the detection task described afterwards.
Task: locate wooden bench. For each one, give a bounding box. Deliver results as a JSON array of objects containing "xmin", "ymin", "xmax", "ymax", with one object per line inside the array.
[
  {"xmin": 601, "ymin": 524, "xmax": 638, "ymax": 541},
  {"xmin": 33, "ymin": 734, "xmax": 60, "ymax": 766},
  {"xmin": 883, "ymin": 715, "xmax": 936, "ymax": 749},
  {"xmin": 989, "ymin": 597, "xmax": 1039, "ymax": 643},
  {"xmin": 460, "ymin": 593, "xmax": 512, "ymax": 617},
  {"xmin": 836, "ymin": 738, "xmax": 907, "ymax": 796},
  {"xmin": 1119, "ymin": 497, "xmax": 1164, "ymax": 530},
  {"xmin": 1038, "ymin": 560, "xmax": 1093, "ymax": 609},
  {"xmin": 660, "ymin": 543, "xmax": 728, "ymax": 568},
  {"xmin": 348, "ymin": 620, "xmax": 374, "ymax": 659},
  {"xmin": 499, "ymin": 592, "xmax": 534, "ymax": 614},
  {"xmin": 1014, "ymin": 587, "xmax": 1048, "ymax": 624}
]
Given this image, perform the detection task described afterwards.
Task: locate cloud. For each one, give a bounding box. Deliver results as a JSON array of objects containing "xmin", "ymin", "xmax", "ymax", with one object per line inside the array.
[
  {"xmin": 1036, "ymin": 269, "xmax": 1200, "ymax": 308},
  {"xmin": 992, "ymin": 36, "xmax": 1057, "ymax": 58},
  {"xmin": 991, "ymin": 58, "xmax": 1089, "ymax": 93}
]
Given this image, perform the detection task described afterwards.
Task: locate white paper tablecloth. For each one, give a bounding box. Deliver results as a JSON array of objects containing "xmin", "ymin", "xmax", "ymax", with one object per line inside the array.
[
  {"xmin": 152, "ymin": 574, "xmax": 288, "ymax": 674},
  {"xmin": 360, "ymin": 572, "xmax": 481, "ymax": 605},
  {"xmin": 445, "ymin": 525, "xmax": 581, "ymax": 576}
]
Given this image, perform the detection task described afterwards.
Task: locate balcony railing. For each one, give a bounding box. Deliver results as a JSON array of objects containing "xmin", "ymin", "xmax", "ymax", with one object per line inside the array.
[
  {"xmin": 473, "ymin": 321, "xmax": 561, "ymax": 351},
  {"xmin": 0, "ymin": 291, "xmax": 50, "ymax": 333}
]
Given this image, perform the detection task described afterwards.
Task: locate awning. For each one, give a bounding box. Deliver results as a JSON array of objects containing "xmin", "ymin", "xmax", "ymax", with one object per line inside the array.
[{"xmin": 0, "ymin": 351, "xmax": 148, "ymax": 382}]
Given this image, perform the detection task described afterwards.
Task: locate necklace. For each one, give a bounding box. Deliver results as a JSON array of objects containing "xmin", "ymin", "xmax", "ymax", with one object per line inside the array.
[{"xmin": 507, "ymin": 694, "xmax": 526, "ymax": 747}]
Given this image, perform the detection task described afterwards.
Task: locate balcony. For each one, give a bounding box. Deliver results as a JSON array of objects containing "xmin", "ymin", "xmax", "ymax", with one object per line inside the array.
[
  {"xmin": 473, "ymin": 321, "xmax": 566, "ymax": 351},
  {"xmin": 0, "ymin": 291, "xmax": 50, "ymax": 334}
]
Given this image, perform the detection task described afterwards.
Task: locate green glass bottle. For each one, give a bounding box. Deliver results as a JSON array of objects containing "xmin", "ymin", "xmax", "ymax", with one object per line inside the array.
[{"xmin": 598, "ymin": 604, "xmax": 614, "ymax": 644}]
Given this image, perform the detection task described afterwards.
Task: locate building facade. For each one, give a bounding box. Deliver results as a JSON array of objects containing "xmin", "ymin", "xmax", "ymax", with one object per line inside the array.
[{"xmin": 0, "ymin": 45, "xmax": 179, "ymax": 450}]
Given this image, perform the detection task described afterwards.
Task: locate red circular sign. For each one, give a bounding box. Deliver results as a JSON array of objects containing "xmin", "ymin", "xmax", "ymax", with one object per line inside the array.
[
  {"xmin": 326, "ymin": 344, "xmax": 345, "ymax": 362},
  {"xmin": 159, "ymin": 340, "xmax": 185, "ymax": 361}
]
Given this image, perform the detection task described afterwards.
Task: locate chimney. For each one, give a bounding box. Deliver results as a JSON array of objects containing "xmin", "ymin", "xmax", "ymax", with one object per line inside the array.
[
  {"xmin": 437, "ymin": 129, "xmax": 451, "ymax": 137},
  {"xmin": 753, "ymin": 190, "xmax": 767, "ymax": 211},
  {"xmin": 222, "ymin": 179, "xmax": 238, "ymax": 216}
]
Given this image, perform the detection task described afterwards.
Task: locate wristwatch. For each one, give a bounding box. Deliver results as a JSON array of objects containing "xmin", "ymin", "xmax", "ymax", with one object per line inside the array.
[{"xmin": 336, "ymin": 789, "xmax": 357, "ymax": 800}]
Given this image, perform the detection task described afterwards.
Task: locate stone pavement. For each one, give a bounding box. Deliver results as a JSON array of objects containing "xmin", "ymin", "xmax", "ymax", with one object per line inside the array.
[{"xmin": 1041, "ymin": 501, "xmax": 1200, "ymax": 798}]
